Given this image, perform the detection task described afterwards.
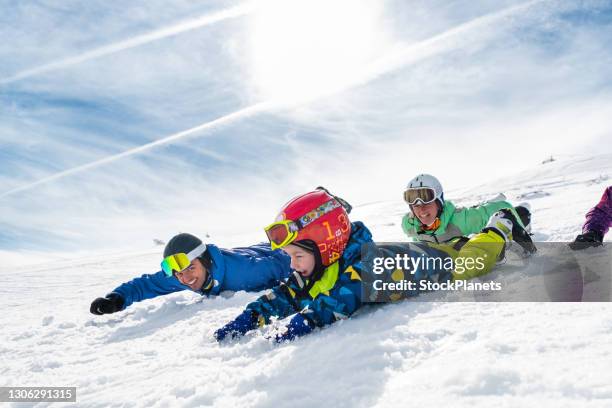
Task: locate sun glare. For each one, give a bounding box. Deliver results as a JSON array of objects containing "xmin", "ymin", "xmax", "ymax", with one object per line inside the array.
[{"xmin": 248, "ymin": 0, "xmax": 389, "ymax": 103}]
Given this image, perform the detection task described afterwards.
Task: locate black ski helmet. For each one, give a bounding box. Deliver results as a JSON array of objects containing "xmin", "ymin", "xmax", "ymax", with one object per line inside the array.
[{"xmin": 164, "ymin": 233, "xmax": 205, "ymax": 258}]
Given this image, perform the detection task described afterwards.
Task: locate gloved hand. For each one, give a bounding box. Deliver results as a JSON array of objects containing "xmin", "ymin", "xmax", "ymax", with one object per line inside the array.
[
  {"xmin": 483, "ymin": 211, "xmax": 514, "ymax": 242},
  {"xmin": 214, "ymin": 310, "xmax": 258, "ymax": 342},
  {"xmin": 90, "ymin": 293, "xmax": 125, "ymax": 315},
  {"xmin": 569, "ymin": 230, "xmax": 603, "ymax": 250},
  {"xmin": 484, "ymin": 209, "xmax": 537, "ymax": 254},
  {"xmin": 274, "ymin": 313, "xmax": 314, "ymax": 343}
]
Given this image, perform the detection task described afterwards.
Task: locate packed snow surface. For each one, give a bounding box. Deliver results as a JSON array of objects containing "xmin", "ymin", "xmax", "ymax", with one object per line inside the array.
[{"xmin": 2, "ymin": 154, "xmax": 611, "ymax": 407}]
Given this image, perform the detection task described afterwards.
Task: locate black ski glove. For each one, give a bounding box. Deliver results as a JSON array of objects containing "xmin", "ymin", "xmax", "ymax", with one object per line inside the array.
[
  {"xmin": 90, "ymin": 293, "xmax": 125, "ymax": 315},
  {"xmin": 569, "ymin": 230, "xmax": 603, "ymax": 250}
]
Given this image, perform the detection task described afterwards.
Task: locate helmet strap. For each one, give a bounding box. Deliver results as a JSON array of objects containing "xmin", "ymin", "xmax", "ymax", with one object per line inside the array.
[
  {"xmin": 293, "ymin": 240, "xmax": 325, "ymax": 291},
  {"xmin": 315, "ymin": 186, "xmax": 352, "ymax": 214}
]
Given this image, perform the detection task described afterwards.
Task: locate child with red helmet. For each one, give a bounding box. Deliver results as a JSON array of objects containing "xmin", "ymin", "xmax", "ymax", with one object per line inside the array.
[{"xmin": 214, "ymin": 187, "xmax": 374, "ymax": 342}]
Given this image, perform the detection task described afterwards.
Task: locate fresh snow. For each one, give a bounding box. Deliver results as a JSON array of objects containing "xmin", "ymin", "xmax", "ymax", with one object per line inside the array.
[{"xmin": 1, "ymin": 153, "xmax": 611, "ymax": 407}]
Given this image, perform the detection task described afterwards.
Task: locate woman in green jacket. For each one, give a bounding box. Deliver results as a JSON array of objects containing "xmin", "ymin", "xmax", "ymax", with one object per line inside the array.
[
  {"xmin": 401, "ymin": 174, "xmax": 530, "ymax": 243},
  {"xmin": 401, "ymin": 174, "xmax": 536, "ymax": 280}
]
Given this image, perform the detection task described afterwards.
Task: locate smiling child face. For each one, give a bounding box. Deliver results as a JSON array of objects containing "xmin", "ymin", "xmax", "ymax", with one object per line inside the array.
[{"xmin": 282, "ymin": 244, "xmax": 316, "ymax": 278}]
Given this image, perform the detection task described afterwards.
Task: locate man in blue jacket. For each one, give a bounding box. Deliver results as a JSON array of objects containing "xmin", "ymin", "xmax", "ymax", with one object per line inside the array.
[{"xmin": 89, "ymin": 233, "xmax": 292, "ymax": 315}]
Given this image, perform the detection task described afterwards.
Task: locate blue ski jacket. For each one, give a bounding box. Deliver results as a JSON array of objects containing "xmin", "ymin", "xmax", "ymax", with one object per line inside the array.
[{"xmin": 110, "ymin": 243, "xmax": 292, "ymax": 309}]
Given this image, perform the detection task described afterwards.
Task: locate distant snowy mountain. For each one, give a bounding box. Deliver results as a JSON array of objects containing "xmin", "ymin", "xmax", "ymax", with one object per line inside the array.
[{"xmin": 2, "ymin": 154, "xmax": 611, "ymax": 407}]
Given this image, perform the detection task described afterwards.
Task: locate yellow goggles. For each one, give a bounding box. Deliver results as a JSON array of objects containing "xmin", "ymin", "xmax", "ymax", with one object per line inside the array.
[
  {"xmin": 161, "ymin": 243, "xmax": 207, "ymax": 277},
  {"xmin": 264, "ymin": 219, "xmax": 300, "ymax": 250}
]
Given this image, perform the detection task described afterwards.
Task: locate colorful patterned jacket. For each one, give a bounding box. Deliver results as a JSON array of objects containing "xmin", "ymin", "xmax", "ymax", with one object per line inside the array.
[{"xmin": 245, "ymin": 222, "xmax": 373, "ymax": 329}]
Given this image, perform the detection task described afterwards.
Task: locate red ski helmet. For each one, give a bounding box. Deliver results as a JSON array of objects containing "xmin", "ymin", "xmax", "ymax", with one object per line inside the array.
[{"xmin": 265, "ymin": 189, "xmax": 352, "ymax": 266}]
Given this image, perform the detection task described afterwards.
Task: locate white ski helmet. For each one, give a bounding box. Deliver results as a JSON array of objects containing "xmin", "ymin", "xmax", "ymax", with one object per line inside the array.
[{"xmin": 405, "ymin": 174, "xmax": 444, "ymax": 207}]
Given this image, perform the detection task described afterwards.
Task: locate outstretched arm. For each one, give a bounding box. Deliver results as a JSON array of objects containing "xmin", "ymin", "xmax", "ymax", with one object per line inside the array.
[
  {"xmin": 571, "ymin": 187, "xmax": 611, "ymax": 250},
  {"xmin": 108, "ymin": 271, "xmax": 186, "ymax": 309},
  {"xmin": 214, "ymin": 276, "xmax": 302, "ymax": 341},
  {"xmin": 457, "ymin": 200, "xmax": 515, "ymax": 235},
  {"xmin": 275, "ymin": 275, "xmax": 363, "ymax": 342}
]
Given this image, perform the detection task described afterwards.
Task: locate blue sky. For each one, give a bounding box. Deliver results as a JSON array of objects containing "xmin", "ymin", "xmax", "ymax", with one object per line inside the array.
[{"xmin": 2, "ymin": 0, "xmax": 612, "ymax": 255}]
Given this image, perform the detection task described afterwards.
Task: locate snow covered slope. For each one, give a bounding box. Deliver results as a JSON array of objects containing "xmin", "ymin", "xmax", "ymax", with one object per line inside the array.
[{"xmin": 1, "ymin": 154, "xmax": 611, "ymax": 408}]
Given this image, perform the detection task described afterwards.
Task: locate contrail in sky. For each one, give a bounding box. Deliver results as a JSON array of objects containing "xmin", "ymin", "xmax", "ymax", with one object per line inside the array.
[
  {"xmin": 0, "ymin": 0, "xmax": 551, "ymax": 198},
  {"xmin": 0, "ymin": 2, "xmax": 256, "ymax": 85},
  {"xmin": 0, "ymin": 102, "xmax": 273, "ymax": 198}
]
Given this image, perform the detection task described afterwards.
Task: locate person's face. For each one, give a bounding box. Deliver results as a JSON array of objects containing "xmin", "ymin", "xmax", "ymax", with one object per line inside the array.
[
  {"xmin": 175, "ymin": 258, "xmax": 207, "ymax": 291},
  {"xmin": 282, "ymin": 244, "xmax": 316, "ymax": 278},
  {"xmin": 411, "ymin": 201, "xmax": 439, "ymax": 227}
]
